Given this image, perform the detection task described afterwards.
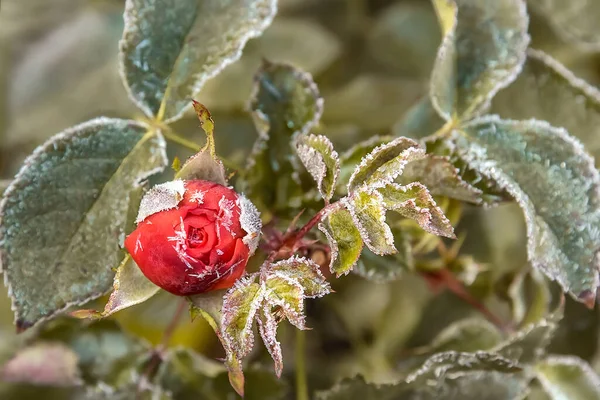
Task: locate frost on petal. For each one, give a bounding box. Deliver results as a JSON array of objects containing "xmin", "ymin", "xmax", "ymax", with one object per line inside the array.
[
  {"xmin": 221, "ymin": 275, "xmax": 265, "ymax": 359},
  {"xmin": 238, "ymin": 194, "xmax": 262, "ymax": 255},
  {"xmin": 346, "ymin": 190, "xmax": 396, "ymax": 256},
  {"xmin": 269, "ymin": 255, "xmax": 331, "ymax": 298},
  {"xmin": 262, "ymin": 272, "xmax": 306, "ymax": 330},
  {"xmin": 318, "ymin": 208, "xmax": 363, "ymax": 277},
  {"xmin": 257, "ymin": 305, "xmax": 283, "ymax": 377},
  {"xmin": 218, "ymin": 195, "xmax": 237, "ymax": 237},
  {"xmin": 377, "ymin": 182, "xmax": 455, "ymax": 238},
  {"xmin": 135, "ymin": 180, "xmax": 186, "ymax": 223},
  {"xmin": 296, "ymin": 134, "xmax": 340, "ymax": 202},
  {"xmin": 348, "ymin": 137, "xmax": 425, "ymax": 193}
]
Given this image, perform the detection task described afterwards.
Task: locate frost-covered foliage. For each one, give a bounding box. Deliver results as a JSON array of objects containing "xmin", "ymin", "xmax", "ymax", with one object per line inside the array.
[{"xmin": 2, "ymin": 0, "xmax": 600, "ymax": 399}]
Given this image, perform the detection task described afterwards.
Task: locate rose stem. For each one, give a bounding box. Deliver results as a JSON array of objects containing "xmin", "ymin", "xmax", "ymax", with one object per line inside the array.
[
  {"xmin": 420, "ymin": 269, "xmax": 509, "ymax": 332},
  {"xmin": 295, "ymin": 329, "xmax": 309, "ymax": 400},
  {"xmin": 294, "ymin": 202, "xmax": 339, "ymax": 243}
]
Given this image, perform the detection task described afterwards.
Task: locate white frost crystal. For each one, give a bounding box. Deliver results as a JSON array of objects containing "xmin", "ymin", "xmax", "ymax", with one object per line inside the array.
[
  {"xmin": 238, "ymin": 194, "xmax": 262, "ymax": 255},
  {"xmin": 135, "ymin": 180, "xmax": 186, "ymax": 223}
]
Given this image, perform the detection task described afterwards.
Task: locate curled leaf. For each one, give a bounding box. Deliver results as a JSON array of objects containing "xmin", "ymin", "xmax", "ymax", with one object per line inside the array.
[
  {"xmin": 268, "ymin": 255, "xmax": 330, "ymax": 298},
  {"xmin": 318, "ymin": 207, "xmax": 364, "ymax": 277},
  {"xmin": 296, "ymin": 134, "xmax": 340, "ymax": 202},
  {"xmin": 346, "ymin": 189, "xmax": 396, "ymax": 256}
]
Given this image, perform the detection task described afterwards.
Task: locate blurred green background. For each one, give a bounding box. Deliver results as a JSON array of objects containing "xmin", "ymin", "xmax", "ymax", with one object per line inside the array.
[{"xmin": 2, "ymin": 0, "xmax": 600, "ymax": 398}]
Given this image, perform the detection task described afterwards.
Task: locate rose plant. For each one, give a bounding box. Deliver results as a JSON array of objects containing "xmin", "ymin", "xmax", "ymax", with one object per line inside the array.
[{"xmin": 2, "ymin": 0, "xmax": 600, "ymax": 399}]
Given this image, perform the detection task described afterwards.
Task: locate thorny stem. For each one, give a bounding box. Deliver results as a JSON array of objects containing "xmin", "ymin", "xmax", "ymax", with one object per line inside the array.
[{"xmin": 295, "ymin": 329, "xmax": 309, "ymax": 400}]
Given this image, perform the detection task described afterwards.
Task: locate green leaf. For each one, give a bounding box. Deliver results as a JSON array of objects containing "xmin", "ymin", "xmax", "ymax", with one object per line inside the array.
[
  {"xmin": 493, "ymin": 308, "xmax": 562, "ymax": 365},
  {"xmin": 71, "ymin": 256, "xmax": 160, "ymax": 320},
  {"xmin": 0, "ymin": 342, "xmax": 81, "ymax": 387},
  {"xmin": 529, "ymin": 0, "xmax": 600, "ymax": 50},
  {"xmin": 424, "ymin": 318, "xmax": 502, "ymax": 353},
  {"xmin": 338, "ymin": 136, "xmax": 393, "ymax": 196},
  {"xmin": 221, "ymin": 276, "xmax": 264, "ymax": 360},
  {"xmin": 244, "ymin": 61, "xmax": 323, "ymax": 211},
  {"xmin": 536, "ymin": 356, "xmax": 600, "ymax": 400},
  {"xmin": 120, "ymin": 0, "xmax": 276, "ymax": 122},
  {"xmin": 348, "ymin": 137, "xmax": 425, "ymax": 193},
  {"xmin": 175, "ymin": 102, "xmax": 227, "ymax": 184},
  {"xmin": 317, "ymin": 352, "xmax": 529, "ymax": 400},
  {"xmin": 296, "ymin": 134, "xmax": 340, "ymax": 202},
  {"xmin": 507, "ymin": 269, "xmax": 552, "ymax": 327},
  {"xmin": 452, "ymin": 116, "xmax": 600, "ymax": 304},
  {"xmin": 318, "ymin": 207, "xmax": 364, "ymax": 277},
  {"xmin": 491, "ymin": 49, "xmax": 600, "ymax": 159},
  {"xmin": 398, "ymin": 155, "xmax": 483, "ymax": 204},
  {"xmin": 0, "ymin": 118, "xmax": 167, "ymax": 330},
  {"xmin": 263, "ymin": 273, "xmax": 305, "ymax": 330},
  {"xmin": 430, "ymin": 0, "xmax": 529, "ymax": 121},
  {"xmin": 346, "ymin": 189, "xmax": 396, "ymax": 256},
  {"xmin": 268, "ymin": 255, "xmax": 330, "ymax": 298},
  {"xmin": 377, "ymin": 182, "xmax": 455, "ymax": 238}
]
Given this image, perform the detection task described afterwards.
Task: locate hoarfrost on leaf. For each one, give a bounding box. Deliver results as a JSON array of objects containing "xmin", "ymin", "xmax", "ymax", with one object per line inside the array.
[
  {"xmin": 296, "ymin": 134, "xmax": 340, "ymax": 202},
  {"xmin": 453, "ymin": 116, "xmax": 600, "ymax": 303},
  {"xmin": 318, "ymin": 207, "xmax": 363, "ymax": 277},
  {"xmin": 0, "ymin": 118, "xmax": 167, "ymax": 330},
  {"xmin": 238, "ymin": 194, "xmax": 262, "ymax": 255}
]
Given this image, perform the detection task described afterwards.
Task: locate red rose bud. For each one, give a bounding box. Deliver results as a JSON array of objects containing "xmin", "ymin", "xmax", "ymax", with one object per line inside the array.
[{"xmin": 124, "ymin": 180, "xmax": 261, "ymax": 296}]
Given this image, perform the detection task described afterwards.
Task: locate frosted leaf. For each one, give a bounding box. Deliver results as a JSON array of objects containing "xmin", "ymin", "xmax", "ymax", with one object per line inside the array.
[
  {"xmin": 346, "ymin": 189, "xmax": 396, "ymax": 256},
  {"xmin": 268, "ymin": 255, "xmax": 331, "ymax": 298},
  {"xmin": 244, "ymin": 61, "xmax": 323, "ymax": 210},
  {"xmin": 176, "ymin": 150, "xmax": 227, "ymax": 185},
  {"xmin": 71, "ymin": 255, "xmax": 160, "ymax": 320},
  {"xmin": 296, "ymin": 134, "xmax": 340, "ymax": 202},
  {"xmin": 316, "ymin": 352, "xmax": 530, "ymax": 400},
  {"xmin": 238, "ymin": 194, "xmax": 262, "ymax": 255},
  {"xmin": 257, "ymin": 305, "xmax": 283, "ymax": 377},
  {"xmin": 492, "ymin": 313, "xmax": 560, "ymax": 365},
  {"xmin": 492, "ymin": 49, "xmax": 600, "ymax": 159},
  {"xmin": 536, "ymin": 356, "xmax": 600, "ymax": 400},
  {"xmin": 0, "ymin": 118, "xmax": 167, "ymax": 330},
  {"xmin": 424, "ymin": 318, "xmax": 502, "ymax": 354},
  {"xmin": 399, "ymin": 155, "xmax": 483, "ymax": 204},
  {"xmin": 318, "ymin": 208, "xmax": 363, "ymax": 277},
  {"xmin": 262, "ymin": 272, "xmax": 306, "ymax": 329},
  {"xmin": 120, "ymin": 0, "xmax": 277, "ymax": 122},
  {"xmin": 221, "ymin": 276, "xmax": 265, "ymax": 359},
  {"xmin": 430, "ymin": 0, "xmax": 530, "ymax": 121},
  {"xmin": 529, "ymin": 0, "xmax": 600, "ymax": 50},
  {"xmin": 338, "ymin": 136, "xmax": 392, "ymax": 195},
  {"xmin": 454, "ymin": 116, "xmax": 600, "ymax": 303},
  {"xmin": 377, "ymin": 182, "xmax": 455, "ymax": 238},
  {"xmin": 348, "ymin": 136, "xmax": 425, "ymax": 192},
  {"xmin": 135, "ymin": 179, "xmax": 185, "ymax": 223}
]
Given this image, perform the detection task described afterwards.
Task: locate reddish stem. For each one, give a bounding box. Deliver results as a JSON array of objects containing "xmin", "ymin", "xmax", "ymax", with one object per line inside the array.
[
  {"xmin": 421, "ymin": 269, "xmax": 509, "ymax": 332},
  {"xmin": 294, "ymin": 202, "xmax": 339, "ymax": 244}
]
